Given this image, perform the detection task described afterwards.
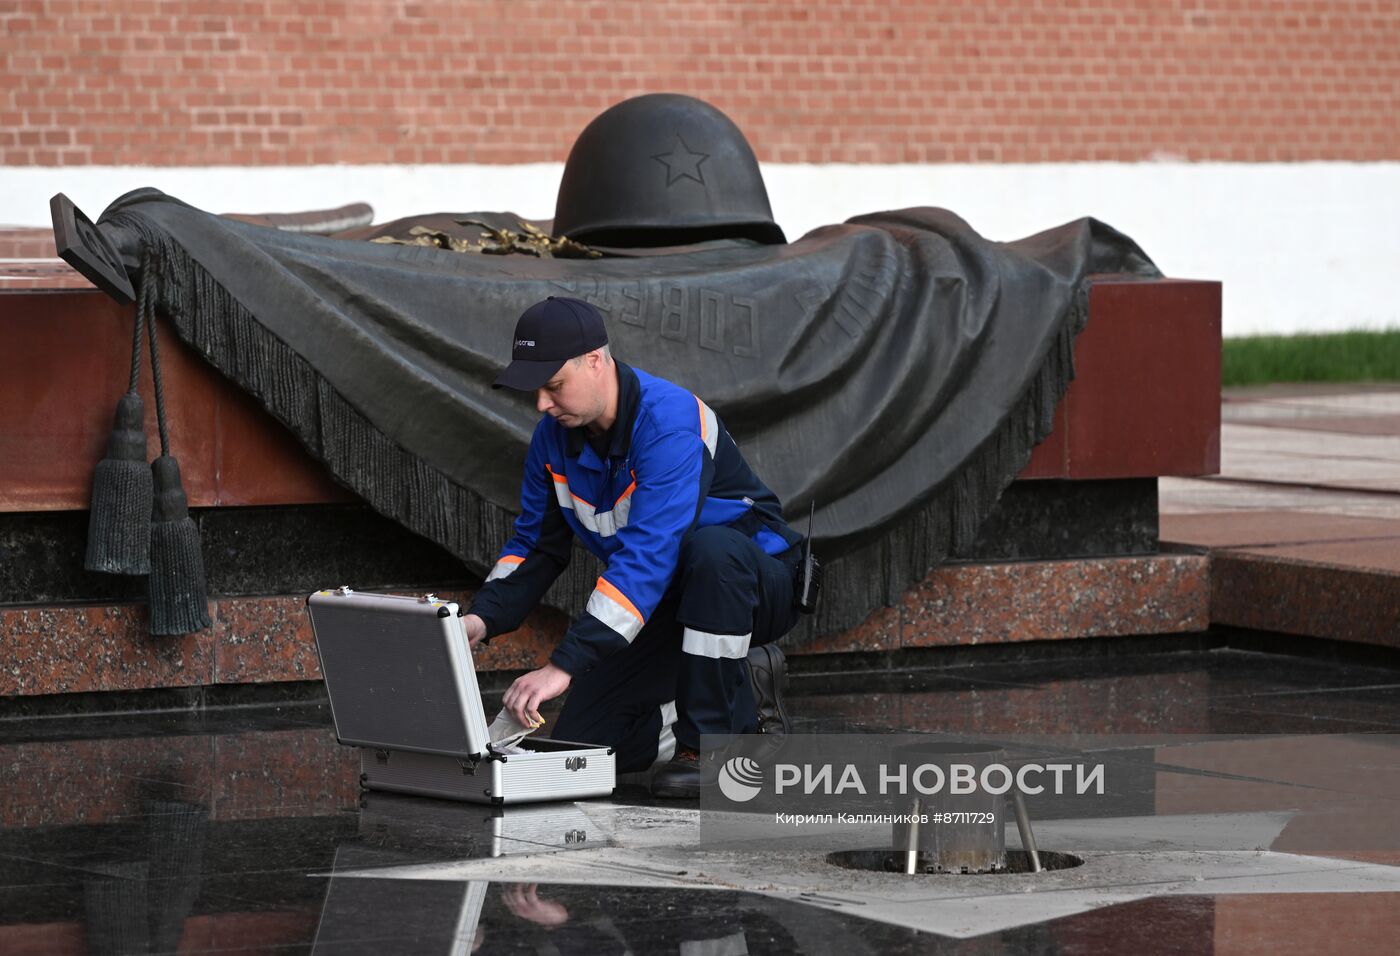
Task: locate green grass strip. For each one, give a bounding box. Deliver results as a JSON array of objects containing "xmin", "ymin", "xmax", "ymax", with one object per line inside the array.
[{"xmin": 1222, "ymin": 329, "xmax": 1400, "ymax": 386}]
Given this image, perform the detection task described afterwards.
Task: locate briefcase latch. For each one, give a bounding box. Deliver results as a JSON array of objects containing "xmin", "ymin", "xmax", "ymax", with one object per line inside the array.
[{"xmin": 565, "ymin": 756, "xmax": 587, "ymax": 772}]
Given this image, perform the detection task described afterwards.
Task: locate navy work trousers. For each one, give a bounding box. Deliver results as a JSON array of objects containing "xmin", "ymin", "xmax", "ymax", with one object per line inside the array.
[{"xmin": 552, "ymin": 525, "xmax": 800, "ymax": 773}]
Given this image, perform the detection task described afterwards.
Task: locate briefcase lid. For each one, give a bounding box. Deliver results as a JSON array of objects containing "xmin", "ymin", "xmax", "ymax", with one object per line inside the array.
[{"xmin": 307, "ymin": 589, "xmax": 491, "ymax": 759}]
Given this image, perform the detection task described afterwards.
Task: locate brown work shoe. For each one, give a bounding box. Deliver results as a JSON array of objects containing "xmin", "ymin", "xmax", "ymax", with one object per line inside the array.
[{"xmin": 650, "ymin": 744, "xmax": 701, "ymax": 799}]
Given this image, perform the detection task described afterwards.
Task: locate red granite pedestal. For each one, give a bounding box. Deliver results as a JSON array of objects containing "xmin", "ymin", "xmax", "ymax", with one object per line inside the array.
[
  {"xmin": 0, "ymin": 553, "xmax": 1212, "ymax": 697},
  {"xmin": 1163, "ymin": 512, "xmax": 1400, "ymax": 650}
]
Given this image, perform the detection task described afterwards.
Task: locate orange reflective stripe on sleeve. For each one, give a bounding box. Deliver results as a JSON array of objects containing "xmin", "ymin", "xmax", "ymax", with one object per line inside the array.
[
  {"xmin": 485, "ymin": 554, "xmax": 526, "ymax": 582},
  {"xmin": 545, "ymin": 464, "xmax": 574, "ymax": 511},
  {"xmin": 586, "ymin": 576, "xmax": 645, "ymax": 642},
  {"xmin": 696, "ymin": 396, "xmax": 719, "ymax": 456}
]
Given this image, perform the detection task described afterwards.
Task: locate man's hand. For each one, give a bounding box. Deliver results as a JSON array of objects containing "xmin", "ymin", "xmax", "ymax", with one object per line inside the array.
[
  {"xmin": 462, "ymin": 613, "xmax": 488, "ymax": 648},
  {"xmin": 502, "ymin": 663, "xmax": 572, "ymax": 728},
  {"xmin": 501, "ymin": 883, "xmax": 569, "ymax": 927}
]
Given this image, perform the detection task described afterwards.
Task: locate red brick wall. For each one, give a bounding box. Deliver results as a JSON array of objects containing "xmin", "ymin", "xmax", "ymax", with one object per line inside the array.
[{"xmin": 2, "ymin": 0, "xmax": 1397, "ymax": 167}]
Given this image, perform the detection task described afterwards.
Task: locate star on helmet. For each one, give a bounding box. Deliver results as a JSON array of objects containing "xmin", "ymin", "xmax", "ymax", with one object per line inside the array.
[{"xmin": 652, "ymin": 136, "xmax": 709, "ymax": 187}]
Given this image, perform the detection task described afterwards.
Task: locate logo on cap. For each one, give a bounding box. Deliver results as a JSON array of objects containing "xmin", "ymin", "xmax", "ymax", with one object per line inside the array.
[{"xmin": 492, "ymin": 296, "xmax": 610, "ymax": 391}]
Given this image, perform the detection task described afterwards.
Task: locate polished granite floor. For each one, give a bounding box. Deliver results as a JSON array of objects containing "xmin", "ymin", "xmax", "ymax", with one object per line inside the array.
[{"xmin": 3, "ymin": 644, "xmax": 1399, "ymax": 954}]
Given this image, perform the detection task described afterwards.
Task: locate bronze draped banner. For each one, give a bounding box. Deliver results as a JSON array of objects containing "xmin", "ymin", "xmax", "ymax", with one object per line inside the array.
[{"xmin": 97, "ymin": 188, "xmax": 1158, "ymax": 635}]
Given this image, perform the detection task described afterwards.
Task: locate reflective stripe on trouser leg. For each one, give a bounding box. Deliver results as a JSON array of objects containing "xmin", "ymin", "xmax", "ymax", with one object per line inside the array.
[
  {"xmin": 653, "ymin": 700, "xmax": 678, "ymax": 768},
  {"xmin": 682, "ymin": 628, "xmax": 752, "ymax": 659},
  {"xmin": 678, "ymin": 626, "xmax": 752, "ymax": 748}
]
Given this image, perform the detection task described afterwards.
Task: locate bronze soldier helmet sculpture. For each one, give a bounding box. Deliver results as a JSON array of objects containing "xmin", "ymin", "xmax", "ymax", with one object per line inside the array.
[{"xmin": 552, "ymin": 93, "xmax": 787, "ymax": 249}]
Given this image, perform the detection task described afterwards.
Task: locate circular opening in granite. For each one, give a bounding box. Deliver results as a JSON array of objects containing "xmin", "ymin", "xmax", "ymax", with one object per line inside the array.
[{"xmin": 825, "ymin": 849, "xmax": 1084, "ymax": 875}]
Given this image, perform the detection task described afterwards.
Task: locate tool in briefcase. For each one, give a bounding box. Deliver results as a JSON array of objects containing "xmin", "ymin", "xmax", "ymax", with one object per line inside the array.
[{"xmin": 307, "ymin": 587, "xmax": 616, "ymax": 805}]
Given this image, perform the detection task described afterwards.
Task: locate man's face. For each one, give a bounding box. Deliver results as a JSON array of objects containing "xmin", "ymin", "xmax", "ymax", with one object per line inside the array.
[{"xmin": 536, "ymin": 351, "xmax": 607, "ymax": 430}]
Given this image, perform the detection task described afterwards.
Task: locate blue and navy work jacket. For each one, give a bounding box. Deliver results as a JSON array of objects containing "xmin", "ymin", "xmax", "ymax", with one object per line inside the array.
[{"xmin": 468, "ymin": 362, "xmax": 797, "ymax": 676}]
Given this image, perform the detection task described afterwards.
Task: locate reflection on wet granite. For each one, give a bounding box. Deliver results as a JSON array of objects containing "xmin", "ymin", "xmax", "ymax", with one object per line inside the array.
[
  {"xmin": 788, "ymin": 647, "xmax": 1400, "ymax": 735},
  {"xmin": 0, "ymin": 647, "xmax": 1398, "ymax": 953},
  {"xmin": 12, "ymin": 874, "xmax": 1395, "ymax": 954},
  {"xmin": 311, "ymin": 879, "xmax": 928, "ymax": 955}
]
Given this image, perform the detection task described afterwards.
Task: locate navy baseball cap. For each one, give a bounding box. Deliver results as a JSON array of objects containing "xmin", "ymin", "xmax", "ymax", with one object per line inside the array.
[{"xmin": 493, "ymin": 296, "xmax": 609, "ymax": 390}]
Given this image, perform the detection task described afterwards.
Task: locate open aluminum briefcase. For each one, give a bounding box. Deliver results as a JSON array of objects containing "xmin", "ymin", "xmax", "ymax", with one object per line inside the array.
[{"xmin": 307, "ymin": 588, "xmax": 616, "ymax": 805}]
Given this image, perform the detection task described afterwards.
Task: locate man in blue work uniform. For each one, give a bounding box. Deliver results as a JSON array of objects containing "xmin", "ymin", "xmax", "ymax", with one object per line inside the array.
[{"xmin": 461, "ymin": 296, "xmax": 800, "ymax": 798}]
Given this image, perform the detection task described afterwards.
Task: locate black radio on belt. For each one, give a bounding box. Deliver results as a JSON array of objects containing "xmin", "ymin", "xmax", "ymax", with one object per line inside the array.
[{"xmin": 795, "ymin": 501, "xmax": 822, "ymax": 614}]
